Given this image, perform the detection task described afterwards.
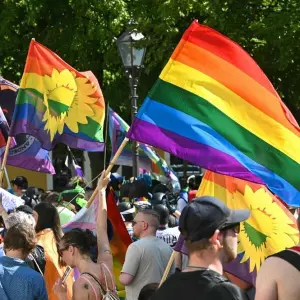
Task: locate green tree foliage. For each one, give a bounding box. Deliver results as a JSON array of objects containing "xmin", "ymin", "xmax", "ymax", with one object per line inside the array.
[{"xmin": 1, "ymin": 0, "xmax": 300, "ymax": 178}]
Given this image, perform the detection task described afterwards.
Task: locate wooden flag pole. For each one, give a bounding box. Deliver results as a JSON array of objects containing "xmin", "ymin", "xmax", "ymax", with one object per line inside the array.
[
  {"xmin": 86, "ymin": 137, "xmax": 129, "ymax": 208},
  {"xmin": 0, "ymin": 136, "xmax": 12, "ymax": 187},
  {"xmin": 159, "ymin": 251, "xmax": 177, "ymax": 287}
]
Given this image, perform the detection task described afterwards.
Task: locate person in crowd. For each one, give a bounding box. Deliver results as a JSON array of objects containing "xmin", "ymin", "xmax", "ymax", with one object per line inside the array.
[
  {"xmin": 53, "ymin": 171, "xmax": 118, "ymax": 300},
  {"xmin": 33, "ymin": 202, "xmax": 73, "ymax": 300},
  {"xmin": 41, "ymin": 191, "xmax": 75, "ymax": 226},
  {"xmin": 154, "ymin": 204, "xmax": 180, "ymax": 247},
  {"xmin": 120, "ymin": 209, "xmax": 174, "ymax": 300},
  {"xmin": 21, "ymin": 186, "xmax": 41, "ymax": 208},
  {"xmin": 0, "ymin": 223, "xmax": 47, "ymax": 300},
  {"xmin": 2, "ymin": 209, "xmax": 46, "ymax": 274},
  {"xmin": 118, "ymin": 201, "xmax": 135, "ymax": 240},
  {"xmin": 152, "ymin": 196, "xmax": 250, "ymax": 300},
  {"xmin": 254, "ymin": 214, "xmax": 300, "ymax": 300},
  {"xmin": 138, "ymin": 283, "xmax": 159, "ymax": 300},
  {"xmin": 10, "ymin": 176, "xmax": 28, "ymax": 196}
]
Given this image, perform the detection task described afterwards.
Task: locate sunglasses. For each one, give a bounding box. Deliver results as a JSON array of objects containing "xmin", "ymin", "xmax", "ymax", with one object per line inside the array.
[
  {"xmin": 58, "ymin": 245, "xmax": 69, "ymax": 257},
  {"xmin": 132, "ymin": 220, "xmax": 145, "ymax": 227},
  {"xmin": 221, "ymin": 223, "xmax": 240, "ymax": 234}
]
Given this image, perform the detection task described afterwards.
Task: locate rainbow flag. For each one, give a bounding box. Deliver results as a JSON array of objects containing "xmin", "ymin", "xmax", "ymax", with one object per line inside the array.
[
  {"xmin": 63, "ymin": 190, "xmax": 131, "ymax": 299},
  {"xmin": 0, "ymin": 77, "xmax": 55, "ymax": 174},
  {"xmin": 127, "ymin": 21, "xmax": 300, "ymax": 206},
  {"xmin": 9, "ymin": 40, "xmax": 105, "ymax": 151},
  {"xmin": 197, "ymin": 171, "xmax": 299, "ymax": 282},
  {"xmin": 109, "ymin": 107, "xmax": 152, "ymax": 170},
  {"xmin": 109, "ymin": 107, "xmax": 179, "ymax": 184}
]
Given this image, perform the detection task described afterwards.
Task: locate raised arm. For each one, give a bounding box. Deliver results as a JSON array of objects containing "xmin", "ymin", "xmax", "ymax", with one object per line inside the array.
[{"xmin": 96, "ymin": 171, "xmax": 113, "ymax": 271}]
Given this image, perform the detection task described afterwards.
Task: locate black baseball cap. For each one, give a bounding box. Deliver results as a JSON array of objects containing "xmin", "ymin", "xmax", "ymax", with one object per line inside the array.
[
  {"xmin": 179, "ymin": 196, "xmax": 250, "ymax": 242},
  {"xmin": 11, "ymin": 176, "xmax": 28, "ymax": 189}
]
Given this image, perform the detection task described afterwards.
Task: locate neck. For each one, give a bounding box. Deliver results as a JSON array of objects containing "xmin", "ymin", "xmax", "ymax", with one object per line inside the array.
[
  {"xmin": 187, "ymin": 251, "xmax": 223, "ymax": 275},
  {"xmin": 5, "ymin": 249, "xmax": 26, "ymax": 260},
  {"xmin": 76, "ymin": 255, "xmax": 95, "ymax": 274},
  {"xmin": 139, "ymin": 230, "xmax": 156, "ymax": 239}
]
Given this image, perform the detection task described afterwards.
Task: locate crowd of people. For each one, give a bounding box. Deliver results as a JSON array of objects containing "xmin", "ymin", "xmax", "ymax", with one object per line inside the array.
[{"xmin": 0, "ymin": 170, "xmax": 298, "ymax": 300}]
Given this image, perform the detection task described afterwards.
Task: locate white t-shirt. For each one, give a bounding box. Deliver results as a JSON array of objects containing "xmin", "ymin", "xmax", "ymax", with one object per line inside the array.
[
  {"xmin": 156, "ymin": 226, "xmax": 180, "ymax": 247},
  {"xmin": 121, "ymin": 236, "xmax": 174, "ymax": 300}
]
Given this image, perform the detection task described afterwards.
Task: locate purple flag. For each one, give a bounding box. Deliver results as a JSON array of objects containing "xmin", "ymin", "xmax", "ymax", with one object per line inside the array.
[{"xmin": 0, "ymin": 77, "xmax": 55, "ymax": 174}]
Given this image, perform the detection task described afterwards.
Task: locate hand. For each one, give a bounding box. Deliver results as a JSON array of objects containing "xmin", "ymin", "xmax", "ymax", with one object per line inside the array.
[
  {"xmin": 53, "ymin": 278, "xmax": 68, "ymax": 299},
  {"xmin": 97, "ymin": 170, "xmax": 111, "ymax": 191}
]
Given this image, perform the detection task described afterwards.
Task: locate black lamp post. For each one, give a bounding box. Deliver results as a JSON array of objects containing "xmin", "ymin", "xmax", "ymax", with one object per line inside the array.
[{"xmin": 116, "ymin": 30, "xmax": 146, "ymax": 178}]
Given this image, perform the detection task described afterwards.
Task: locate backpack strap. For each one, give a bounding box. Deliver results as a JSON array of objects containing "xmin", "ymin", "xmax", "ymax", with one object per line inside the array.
[
  {"xmin": 271, "ymin": 249, "xmax": 300, "ymax": 272},
  {"xmin": 81, "ymin": 272, "xmax": 106, "ymax": 297}
]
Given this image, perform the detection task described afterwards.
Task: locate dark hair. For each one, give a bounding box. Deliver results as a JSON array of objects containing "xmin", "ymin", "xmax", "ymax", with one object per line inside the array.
[
  {"xmin": 118, "ymin": 202, "xmax": 134, "ymax": 222},
  {"xmin": 4, "ymin": 223, "xmax": 36, "ymax": 256},
  {"xmin": 34, "ymin": 202, "xmax": 62, "ymax": 244},
  {"xmin": 138, "ymin": 283, "xmax": 159, "ymax": 300},
  {"xmin": 22, "ymin": 187, "xmax": 41, "ymax": 208},
  {"xmin": 62, "ymin": 229, "xmax": 98, "ymax": 260},
  {"xmin": 152, "ymin": 183, "xmax": 170, "ymax": 194},
  {"xmin": 154, "ymin": 204, "xmax": 169, "ymax": 225},
  {"xmin": 129, "ymin": 180, "xmax": 149, "ymax": 200},
  {"xmin": 40, "ymin": 191, "xmax": 59, "ymax": 205},
  {"xmin": 120, "ymin": 183, "xmax": 131, "ymax": 199}
]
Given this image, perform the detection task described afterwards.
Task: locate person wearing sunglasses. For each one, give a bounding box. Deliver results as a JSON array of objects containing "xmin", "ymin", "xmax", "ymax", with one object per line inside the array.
[
  {"xmin": 152, "ymin": 196, "xmax": 250, "ymax": 300},
  {"xmin": 53, "ymin": 171, "xmax": 119, "ymax": 300},
  {"xmin": 120, "ymin": 209, "xmax": 174, "ymax": 300}
]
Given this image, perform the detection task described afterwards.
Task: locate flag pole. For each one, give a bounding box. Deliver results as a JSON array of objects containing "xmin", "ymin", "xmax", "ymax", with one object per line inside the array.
[
  {"xmin": 159, "ymin": 251, "xmax": 177, "ymax": 287},
  {"xmin": 4, "ymin": 167, "xmax": 11, "ymax": 189},
  {"xmin": 86, "ymin": 137, "xmax": 129, "ymax": 208},
  {"xmin": 0, "ymin": 136, "xmax": 12, "ymax": 186},
  {"xmin": 103, "ymin": 102, "xmax": 110, "ymax": 170}
]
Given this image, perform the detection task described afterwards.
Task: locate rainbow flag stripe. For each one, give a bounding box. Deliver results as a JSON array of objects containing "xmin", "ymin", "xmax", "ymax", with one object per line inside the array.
[
  {"xmin": 10, "ymin": 40, "xmax": 105, "ymax": 151},
  {"xmin": 127, "ymin": 21, "xmax": 300, "ymax": 206}
]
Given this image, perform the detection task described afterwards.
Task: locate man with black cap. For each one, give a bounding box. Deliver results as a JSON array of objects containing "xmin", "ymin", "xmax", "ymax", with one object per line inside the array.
[
  {"xmin": 11, "ymin": 176, "xmax": 28, "ymax": 197},
  {"xmin": 152, "ymin": 196, "xmax": 250, "ymax": 300}
]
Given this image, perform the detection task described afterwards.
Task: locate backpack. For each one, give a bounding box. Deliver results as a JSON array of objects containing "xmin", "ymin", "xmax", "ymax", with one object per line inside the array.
[{"xmin": 81, "ymin": 262, "xmax": 119, "ymax": 300}]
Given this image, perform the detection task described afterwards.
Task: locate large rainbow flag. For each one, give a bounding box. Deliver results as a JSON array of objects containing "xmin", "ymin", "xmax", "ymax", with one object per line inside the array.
[
  {"xmin": 9, "ymin": 40, "xmax": 105, "ymax": 151},
  {"xmin": 127, "ymin": 21, "xmax": 300, "ymax": 206},
  {"xmin": 0, "ymin": 77, "xmax": 54, "ymax": 174},
  {"xmin": 63, "ymin": 190, "xmax": 131, "ymax": 299},
  {"xmin": 198, "ymin": 171, "xmax": 299, "ymax": 283}
]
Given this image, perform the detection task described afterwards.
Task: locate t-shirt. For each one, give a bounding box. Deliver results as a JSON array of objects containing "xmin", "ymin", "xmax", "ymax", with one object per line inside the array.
[
  {"xmin": 156, "ymin": 226, "xmax": 180, "ymax": 247},
  {"xmin": 152, "ymin": 269, "xmax": 249, "ymax": 300},
  {"xmin": 121, "ymin": 236, "xmax": 174, "ymax": 300},
  {"xmin": 0, "ymin": 256, "xmax": 48, "ymax": 300},
  {"xmin": 57, "ymin": 206, "xmax": 75, "ymax": 225}
]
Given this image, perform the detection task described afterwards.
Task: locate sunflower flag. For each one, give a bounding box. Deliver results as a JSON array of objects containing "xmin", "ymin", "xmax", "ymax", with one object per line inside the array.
[
  {"xmin": 9, "ymin": 40, "xmax": 105, "ymax": 151},
  {"xmin": 197, "ymin": 171, "xmax": 299, "ymax": 282}
]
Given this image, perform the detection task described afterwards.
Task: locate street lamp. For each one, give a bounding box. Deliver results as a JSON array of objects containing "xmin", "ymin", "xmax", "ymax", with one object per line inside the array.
[{"xmin": 116, "ymin": 30, "xmax": 146, "ymax": 178}]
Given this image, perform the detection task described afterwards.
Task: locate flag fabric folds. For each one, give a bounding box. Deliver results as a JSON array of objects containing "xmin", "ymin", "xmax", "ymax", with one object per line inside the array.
[
  {"xmin": 109, "ymin": 107, "xmax": 152, "ymax": 170},
  {"xmin": 127, "ymin": 20, "xmax": 300, "ymax": 206},
  {"xmin": 109, "ymin": 107, "xmax": 179, "ymax": 184},
  {"xmin": 0, "ymin": 77, "xmax": 55, "ymax": 174},
  {"xmin": 197, "ymin": 171, "xmax": 299, "ymax": 281},
  {"xmin": 63, "ymin": 190, "xmax": 131, "ymax": 299},
  {"xmin": 9, "ymin": 40, "xmax": 105, "ymax": 152}
]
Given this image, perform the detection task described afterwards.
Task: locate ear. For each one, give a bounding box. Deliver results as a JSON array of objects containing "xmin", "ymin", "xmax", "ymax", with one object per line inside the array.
[
  {"xmin": 69, "ymin": 245, "xmax": 75, "ymax": 255},
  {"xmin": 210, "ymin": 230, "xmax": 223, "ymax": 249}
]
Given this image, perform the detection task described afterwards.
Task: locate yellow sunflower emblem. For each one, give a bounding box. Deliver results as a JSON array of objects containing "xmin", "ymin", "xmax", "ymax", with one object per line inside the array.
[
  {"xmin": 198, "ymin": 172, "xmax": 299, "ymax": 273},
  {"xmin": 41, "ymin": 69, "xmax": 100, "ymax": 141},
  {"xmin": 224, "ymin": 185, "xmax": 298, "ymax": 272}
]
